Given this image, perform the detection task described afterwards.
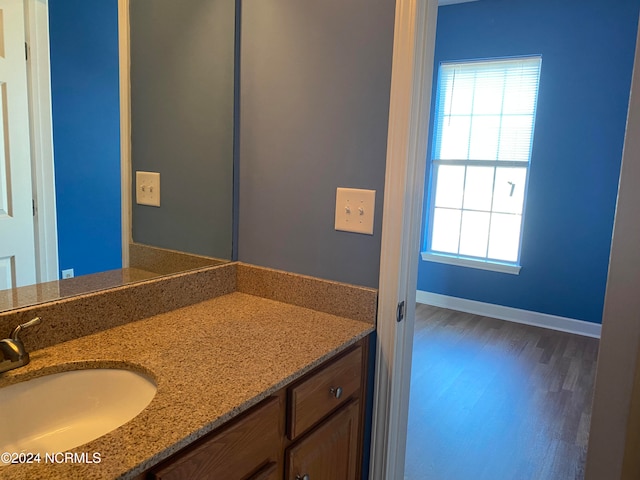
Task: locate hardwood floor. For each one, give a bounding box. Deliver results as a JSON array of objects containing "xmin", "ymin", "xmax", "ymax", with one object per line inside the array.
[{"xmin": 404, "ymin": 304, "xmax": 599, "ymax": 480}]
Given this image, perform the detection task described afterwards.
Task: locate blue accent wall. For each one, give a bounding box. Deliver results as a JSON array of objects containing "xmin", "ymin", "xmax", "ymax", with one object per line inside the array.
[
  {"xmin": 417, "ymin": 0, "xmax": 640, "ymax": 324},
  {"xmin": 48, "ymin": 0, "xmax": 122, "ymax": 277}
]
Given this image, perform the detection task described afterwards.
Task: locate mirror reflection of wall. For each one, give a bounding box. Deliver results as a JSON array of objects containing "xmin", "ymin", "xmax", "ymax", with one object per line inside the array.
[
  {"xmin": 51, "ymin": 0, "xmax": 235, "ymax": 274},
  {"xmin": 49, "ymin": 0, "xmax": 122, "ymax": 278},
  {"xmin": 130, "ymin": 0, "xmax": 235, "ymax": 261},
  {"xmin": 0, "ymin": 0, "xmax": 234, "ymax": 311}
]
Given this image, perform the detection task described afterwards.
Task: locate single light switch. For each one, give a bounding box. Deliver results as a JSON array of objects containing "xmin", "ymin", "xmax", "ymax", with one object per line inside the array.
[
  {"xmin": 335, "ymin": 187, "xmax": 376, "ymax": 235},
  {"xmin": 136, "ymin": 171, "xmax": 161, "ymax": 207}
]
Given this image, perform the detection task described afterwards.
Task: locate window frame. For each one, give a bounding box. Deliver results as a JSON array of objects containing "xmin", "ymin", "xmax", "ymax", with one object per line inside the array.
[{"xmin": 422, "ymin": 56, "xmax": 542, "ymax": 274}]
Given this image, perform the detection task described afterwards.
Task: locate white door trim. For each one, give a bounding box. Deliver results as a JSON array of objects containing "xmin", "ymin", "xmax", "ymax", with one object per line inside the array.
[
  {"xmin": 118, "ymin": 0, "xmax": 131, "ymax": 268},
  {"xmin": 24, "ymin": 0, "xmax": 58, "ymax": 283},
  {"xmin": 370, "ymin": 1, "xmax": 438, "ymax": 478},
  {"xmin": 585, "ymin": 19, "xmax": 640, "ymax": 479}
]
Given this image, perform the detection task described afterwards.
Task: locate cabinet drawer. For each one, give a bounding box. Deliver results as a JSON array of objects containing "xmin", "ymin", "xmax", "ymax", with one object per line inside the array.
[
  {"xmin": 288, "ymin": 345, "xmax": 362, "ymax": 440},
  {"xmin": 151, "ymin": 396, "xmax": 282, "ymax": 480}
]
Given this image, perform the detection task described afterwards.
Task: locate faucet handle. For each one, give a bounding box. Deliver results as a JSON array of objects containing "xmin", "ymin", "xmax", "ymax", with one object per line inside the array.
[{"xmin": 10, "ymin": 317, "xmax": 42, "ymax": 341}]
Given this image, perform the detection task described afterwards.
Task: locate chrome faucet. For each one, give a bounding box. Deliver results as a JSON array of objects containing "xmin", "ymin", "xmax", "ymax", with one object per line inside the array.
[{"xmin": 0, "ymin": 317, "xmax": 42, "ymax": 374}]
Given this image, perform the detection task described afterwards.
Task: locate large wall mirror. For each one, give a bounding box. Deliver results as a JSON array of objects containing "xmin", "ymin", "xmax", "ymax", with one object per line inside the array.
[{"xmin": 0, "ymin": 0, "xmax": 235, "ymax": 312}]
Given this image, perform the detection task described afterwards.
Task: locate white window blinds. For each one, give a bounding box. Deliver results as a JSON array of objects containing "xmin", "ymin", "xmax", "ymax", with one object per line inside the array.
[{"xmin": 434, "ymin": 57, "xmax": 542, "ymax": 163}]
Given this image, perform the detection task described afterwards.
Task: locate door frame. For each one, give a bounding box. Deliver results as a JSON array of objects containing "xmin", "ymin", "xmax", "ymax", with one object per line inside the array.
[
  {"xmin": 369, "ymin": 1, "xmax": 437, "ymax": 478},
  {"xmin": 24, "ymin": 0, "xmax": 58, "ymax": 284},
  {"xmin": 585, "ymin": 21, "xmax": 640, "ymax": 479}
]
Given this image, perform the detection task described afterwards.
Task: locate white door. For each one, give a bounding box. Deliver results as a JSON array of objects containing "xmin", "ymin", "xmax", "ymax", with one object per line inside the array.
[{"xmin": 0, "ymin": 0, "xmax": 36, "ymax": 290}]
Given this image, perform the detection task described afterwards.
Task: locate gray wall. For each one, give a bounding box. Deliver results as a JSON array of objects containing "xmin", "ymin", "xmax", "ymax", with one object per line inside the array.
[
  {"xmin": 130, "ymin": 0, "xmax": 235, "ymax": 260},
  {"xmin": 238, "ymin": 0, "xmax": 396, "ymax": 288}
]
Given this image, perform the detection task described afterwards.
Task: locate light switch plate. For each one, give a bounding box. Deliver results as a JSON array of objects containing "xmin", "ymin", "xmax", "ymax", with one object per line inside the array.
[
  {"xmin": 335, "ymin": 187, "xmax": 376, "ymax": 235},
  {"xmin": 136, "ymin": 171, "xmax": 161, "ymax": 207}
]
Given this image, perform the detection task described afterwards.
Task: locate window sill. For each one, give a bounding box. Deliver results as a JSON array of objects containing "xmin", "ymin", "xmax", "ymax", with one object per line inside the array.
[{"xmin": 421, "ymin": 252, "xmax": 521, "ymax": 275}]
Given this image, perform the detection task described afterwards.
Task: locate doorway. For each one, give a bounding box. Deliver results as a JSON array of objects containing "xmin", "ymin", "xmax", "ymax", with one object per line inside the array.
[
  {"xmin": 370, "ymin": 0, "xmax": 640, "ymax": 479},
  {"xmin": 403, "ymin": 0, "xmax": 638, "ymax": 476}
]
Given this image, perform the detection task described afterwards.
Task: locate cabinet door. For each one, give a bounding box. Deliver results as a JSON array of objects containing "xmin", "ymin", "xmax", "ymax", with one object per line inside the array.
[
  {"xmin": 151, "ymin": 396, "xmax": 282, "ymax": 480},
  {"xmin": 286, "ymin": 400, "xmax": 360, "ymax": 480}
]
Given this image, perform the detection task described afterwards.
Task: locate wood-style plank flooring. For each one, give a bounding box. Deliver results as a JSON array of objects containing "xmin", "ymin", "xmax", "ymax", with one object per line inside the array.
[{"xmin": 404, "ymin": 304, "xmax": 599, "ymax": 480}]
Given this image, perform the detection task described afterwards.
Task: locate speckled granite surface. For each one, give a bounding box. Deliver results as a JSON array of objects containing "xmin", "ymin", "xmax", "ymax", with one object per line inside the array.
[
  {"xmin": 237, "ymin": 263, "xmax": 378, "ymax": 324},
  {"xmin": 0, "ymin": 268, "xmax": 161, "ymax": 313},
  {"xmin": 0, "ymin": 263, "xmax": 377, "ymax": 479},
  {"xmin": 0, "ymin": 264, "xmax": 237, "ymax": 353},
  {"xmin": 0, "ymin": 263, "xmax": 377, "ymax": 354},
  {"xmin": 0, "ymin": 292, "xmax": 374, "ymax": 480},
  {"xmin": 129, "ymin": 243, "xmax": 227, "ymax": 275},
  {"xmin": 0, "ymin": 245, "xmax": 229, "ymax": 314}
]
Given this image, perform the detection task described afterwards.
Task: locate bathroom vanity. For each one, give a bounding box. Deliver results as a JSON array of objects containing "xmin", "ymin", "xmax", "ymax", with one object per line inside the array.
[
  {"xmin": 146, "ymin": 338, "xmax": 368, "ymax": 480},
  {"xmin": 0, "ymin": 263, "xmax": 376, "ymax": 480}
]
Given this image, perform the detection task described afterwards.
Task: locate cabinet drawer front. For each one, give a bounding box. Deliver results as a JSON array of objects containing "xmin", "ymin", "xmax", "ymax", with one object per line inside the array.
[
  {"xmin": 151, "ymin": 396, "xmax": 282, "ymax": 480},
  {"xmin": 286, "ymin": 399, "xmax": 360, "ymax": 480},
  {"xmin": 288, "ymin": 345, "xmax": 362, "ymax": 440}
]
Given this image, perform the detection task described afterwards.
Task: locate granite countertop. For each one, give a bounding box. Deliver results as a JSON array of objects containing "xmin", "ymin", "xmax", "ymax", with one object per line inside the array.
[{"xmin": 0, "ymin": 291, "xmax": 374, "ymax": 480}]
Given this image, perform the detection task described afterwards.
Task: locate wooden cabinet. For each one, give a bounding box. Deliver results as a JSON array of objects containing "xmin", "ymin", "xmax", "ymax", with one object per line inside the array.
[
  {"xmin": 150, "ymin": 395, "xmax": 284, "ymax": 480},
  {"xmin": 248, "ymin": 462, "xmax": 280, "ymax": 480},
  {"xmin": 146, "ymin": 337, "xmax": 368, "ymax": 480},
  {"xmin": 286, "ymin": 400, "xmax": 360, "ymax": 480},
  {"xmin": 288, "ymin": 346, "xmax": 362, "ymax": 440}
]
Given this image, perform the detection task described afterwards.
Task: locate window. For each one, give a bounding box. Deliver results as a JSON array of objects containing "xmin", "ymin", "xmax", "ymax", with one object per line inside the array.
[{"xmin": 423, "ymin": 56, "xmax": 542, "ymax": 274}]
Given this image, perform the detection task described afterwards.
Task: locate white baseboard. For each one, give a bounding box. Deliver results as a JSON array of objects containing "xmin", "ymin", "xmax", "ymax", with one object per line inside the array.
[{"xmin": 416, "ymin": 290, "xmax": 601, "ymax": 338}]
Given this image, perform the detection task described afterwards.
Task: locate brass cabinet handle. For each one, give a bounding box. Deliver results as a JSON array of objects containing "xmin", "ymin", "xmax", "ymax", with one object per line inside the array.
[{"xmin": 330, "ymin": 386, "xmax": 343, "ymax": 399}]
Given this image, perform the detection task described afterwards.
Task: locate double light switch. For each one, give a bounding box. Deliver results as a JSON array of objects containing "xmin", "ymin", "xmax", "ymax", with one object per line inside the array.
[
  {"xmin": 136, "ymin": 171, "xmax": 161, "ymax": 207},
  {"xmin": 334, "ymin": 188, "xmax": 376, "ymax": 235}
]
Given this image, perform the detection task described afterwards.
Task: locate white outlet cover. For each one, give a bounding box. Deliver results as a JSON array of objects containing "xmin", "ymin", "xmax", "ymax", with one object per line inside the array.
[
  {"xmin": 335, "ymin": 188, "xmax": 376, "ymax": 235},
  {"xmin": 61, "ymin": 268, "xmax": 74, "ymax": 279},
  {"xmin": 136, "ymin": 171, "xmax": 161, "ymax": 207}
]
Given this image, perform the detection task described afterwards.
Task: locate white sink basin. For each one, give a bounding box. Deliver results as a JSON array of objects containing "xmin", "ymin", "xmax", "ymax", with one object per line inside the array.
[{"xmin": 0, "ymin": 369, "xmax": 156, "ymax": 458}]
